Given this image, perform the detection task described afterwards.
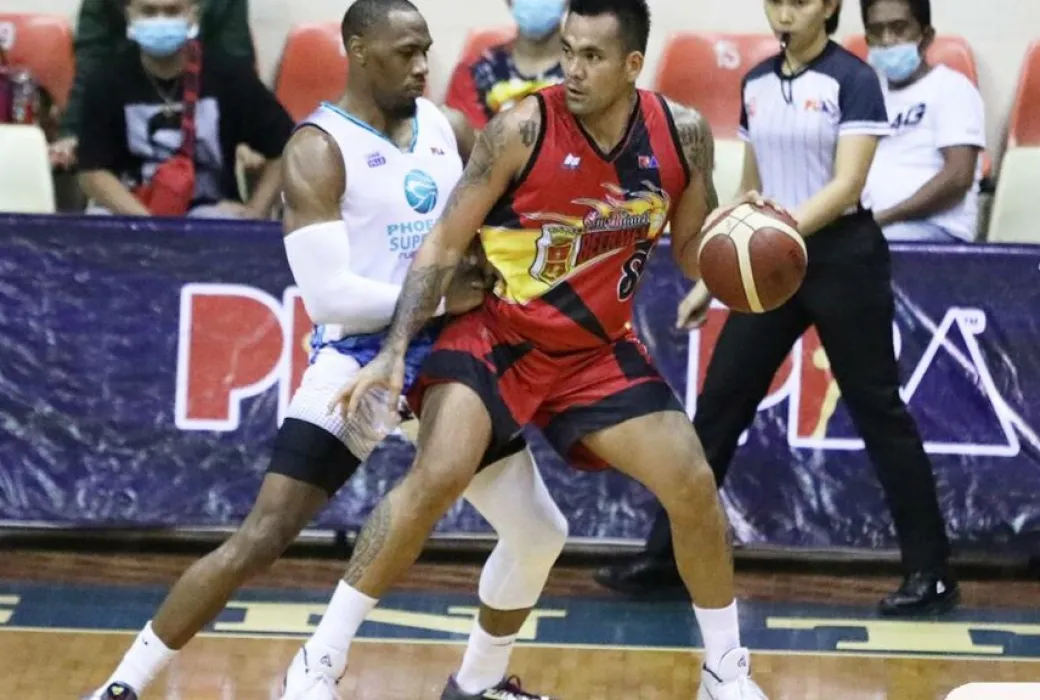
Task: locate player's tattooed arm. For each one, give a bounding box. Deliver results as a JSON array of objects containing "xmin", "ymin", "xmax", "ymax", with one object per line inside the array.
[
  {"xmin": 664, "ymin": 99, "xmax": 718, "ymax": 280},
  {"xmin": 668, "ymin": 99, "xmax": 719, "ymax": 213},
  {"xmin": 383, "ymin": 98, "xmax": 542, "ymax": 354}
]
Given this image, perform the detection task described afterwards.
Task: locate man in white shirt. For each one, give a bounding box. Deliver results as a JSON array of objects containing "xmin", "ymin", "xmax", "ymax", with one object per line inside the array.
[{"xmin": 861, "ymin": 0, "xmax": 986, "ymax": 242}]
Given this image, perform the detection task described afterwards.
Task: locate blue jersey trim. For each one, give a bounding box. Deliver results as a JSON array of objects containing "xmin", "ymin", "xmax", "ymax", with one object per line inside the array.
[{"xmin": 320, "ymin": 102, "xmax": 419, "ymax": 153}]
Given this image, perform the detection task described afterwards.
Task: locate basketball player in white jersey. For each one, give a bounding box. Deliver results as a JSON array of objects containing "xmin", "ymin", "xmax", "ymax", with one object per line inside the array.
[{"xmin": 86, "ymin": 2, "xmax": 563, "ymax": 699}]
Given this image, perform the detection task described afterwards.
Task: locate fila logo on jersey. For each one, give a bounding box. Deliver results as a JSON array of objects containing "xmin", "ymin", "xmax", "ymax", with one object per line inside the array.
[
  {"xmin": 430, "ymin": 145, "xmax": 445, "ymax": 155},
  {"xmin": 563, "ymin": 154, "xmax": 581, "ymax": 169},
  {"xmin": 366, "ymin": 151, "xmax": 386, "ymax": 168},
  {"xmin": 404, "ymin": 169, "xmax": 438, "ymax": 214},
  {"xmin": 638, "ymin": 155, "xmax": 658, "ymax": 169}
]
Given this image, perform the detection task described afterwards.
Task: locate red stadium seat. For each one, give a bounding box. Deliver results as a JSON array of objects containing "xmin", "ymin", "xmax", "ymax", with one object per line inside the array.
[
  {"xmin": 458, "ymin": 26, "xmax": 515, "ymax": 63},
  {"xmin": 274, "ymin": 23, "xmax": 348, "ymax": 123},
  {"xmin": 843, "ymin": 34, "xmax": 979, "ymax": 85},
  {"xmin": 1008, "ymin": 40, "xmax": 1040, "ymax": 147},
  {"xmin": 0, "ymin": 13, "xmax": 74, "ymax": 107},
  {"xmin": 654, "ymin": 33, "xmax": 779, "ymax": 139}
]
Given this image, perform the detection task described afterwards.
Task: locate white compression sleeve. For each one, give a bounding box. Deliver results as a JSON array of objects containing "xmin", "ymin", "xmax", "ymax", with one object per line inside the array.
[
  {"xmin": 284, "ymin": 221, "xmax": 401, "ymax": 333},
  {"xmin": 284, "ymin": 221, "xmax": 446, "ymax": 335}
]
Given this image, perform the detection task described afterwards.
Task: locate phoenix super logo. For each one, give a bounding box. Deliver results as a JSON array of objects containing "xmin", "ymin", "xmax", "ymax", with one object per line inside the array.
[{"xmin": 525, "ymin": 182, "xmax": 669, "ymax": 285}]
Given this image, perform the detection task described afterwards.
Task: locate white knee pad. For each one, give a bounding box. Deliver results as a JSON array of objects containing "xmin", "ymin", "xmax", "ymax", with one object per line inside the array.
[{"xmin": 463, "ymin": 447, "xmax": 568, "ymax": 611}]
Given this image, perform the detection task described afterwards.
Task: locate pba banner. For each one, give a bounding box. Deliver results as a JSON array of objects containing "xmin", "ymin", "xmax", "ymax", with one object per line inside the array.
[{"xmin": 1, "ymin": 214, "xmax": 1039, "ymax": 554}]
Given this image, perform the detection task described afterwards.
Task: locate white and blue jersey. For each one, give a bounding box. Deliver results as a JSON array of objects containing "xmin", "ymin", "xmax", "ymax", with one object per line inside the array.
[
  {"xmin": 284, "ymin": 98, "xmax": 463, "ymax": 445},
  {"xmin": 300, "ymin": 97, "xmax": 462, "ymax": 381}
]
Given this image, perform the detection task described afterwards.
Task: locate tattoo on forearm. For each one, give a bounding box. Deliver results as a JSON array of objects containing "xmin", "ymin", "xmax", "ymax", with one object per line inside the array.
[
  {"xmin": 386, "ymin": 262, "xmax": 456, "ymax": 349},
  {"xmin": 343, "ymin": 498, "xmax": 393, "ymax": 585},
  {"xmin": 669, "ymin": 99, "xmax": 719, "ymax": 212}
]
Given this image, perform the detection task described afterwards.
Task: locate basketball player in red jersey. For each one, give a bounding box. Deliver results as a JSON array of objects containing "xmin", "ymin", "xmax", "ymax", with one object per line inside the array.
[{"xmin": 334, "ymin": 1, "xmax": 767, "ymax": 697}]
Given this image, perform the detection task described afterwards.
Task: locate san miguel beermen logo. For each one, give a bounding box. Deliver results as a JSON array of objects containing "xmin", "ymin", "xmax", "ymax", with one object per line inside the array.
[{"xmin": 526, "ymin": 182, "xmax": 670, "ymax": 285}]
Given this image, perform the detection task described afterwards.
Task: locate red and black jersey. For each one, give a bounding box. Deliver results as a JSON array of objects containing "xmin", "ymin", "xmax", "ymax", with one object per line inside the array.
[{"xmin": 479, "ymin": 84, "xmax": 690, "ymax": 353}]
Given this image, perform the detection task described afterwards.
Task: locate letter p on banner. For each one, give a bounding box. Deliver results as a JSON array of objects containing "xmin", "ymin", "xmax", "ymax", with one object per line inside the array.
[
  {"xmin": 175, "ymin": 284, "xmax": 286, "ymax": 431},
  {"xmin": 947, "ymin": 684, "xmax": 1040, "ymax": 699}
]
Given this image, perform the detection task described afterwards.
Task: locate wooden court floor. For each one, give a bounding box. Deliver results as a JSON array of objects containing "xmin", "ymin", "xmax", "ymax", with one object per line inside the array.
[{"xmin": 1, "ymin": 549, "xmax": 1039, "ymax": 699}]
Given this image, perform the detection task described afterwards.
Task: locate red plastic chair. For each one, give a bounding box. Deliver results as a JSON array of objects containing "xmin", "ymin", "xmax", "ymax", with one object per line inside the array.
[
  {"xmin": 1008, "ymin": 40, "xmax": 1040, "ymax": 147},
  {"xmin": 654, "ymin": 33, "xmax": 779, "ymax": 138},
  {"xmin": 0, "ymin": 13, "xmax": 75, "ymax": 107},
  {"xmin": 273, "ymin": 23, "xmax": 348, "ymax": 123}
]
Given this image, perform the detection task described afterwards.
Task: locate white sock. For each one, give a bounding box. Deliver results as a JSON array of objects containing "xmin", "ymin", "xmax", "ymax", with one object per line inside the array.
[
  {"xmin": 102, "ymin": 621, "xmax": 177, "ymax": 693},
  {"xmin": 455, "ymin": 623, "xmax": 518, "ymax": 694},
  {"xmin": 694, "ymin": 601, "xmax": 741, "ymax": 674},
  {"xmin": 304, "ymin": 581, "xmax": 378, "ymax": 676}
]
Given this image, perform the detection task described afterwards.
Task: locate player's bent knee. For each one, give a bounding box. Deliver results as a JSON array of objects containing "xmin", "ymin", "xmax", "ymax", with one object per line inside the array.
[
  {"xmin": 478, "ymin": 500, "xmax": 567, "ymax": 612},
  {"xmin": 221, "ymin": 513, "xmax": 299, "ymax": 576},
  {"xmin": 399, "ymin": 457, "xmax": 476, "ymax": 520},
  {"xmin": 504, "ymin": 508, "xmax": 568, "ymax": 569},
  {"xmin": 525, "ymin": 497, "xmax": 569, "ymax": 558},
  {"xmin": 479, "ymin": 544, "xmax": 551, "ymax": 610},
  {"xmin": 468, "ymin": 448, "xmax": 569, "ymax": 561},
  {"xmin": 659, "ymin": 460, "xmax": 719, "ymax": 518}
]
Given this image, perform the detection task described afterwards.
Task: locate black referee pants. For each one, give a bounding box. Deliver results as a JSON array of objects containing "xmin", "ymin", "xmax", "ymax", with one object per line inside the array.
[{"xmin": 646, "ymin": 212, "xmax": 951, "ymax": 573}]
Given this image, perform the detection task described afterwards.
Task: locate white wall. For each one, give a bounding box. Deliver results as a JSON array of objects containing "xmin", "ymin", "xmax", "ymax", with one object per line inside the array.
[{"xmin": 4, "ymin": 0, "xmax": 1037, "ymax": 156}]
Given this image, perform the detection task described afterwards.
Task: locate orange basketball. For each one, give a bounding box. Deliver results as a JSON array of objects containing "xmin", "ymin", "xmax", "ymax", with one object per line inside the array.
[{"xmin": 696, "ymin": 202, "xmax": 807, "ymax": 313}]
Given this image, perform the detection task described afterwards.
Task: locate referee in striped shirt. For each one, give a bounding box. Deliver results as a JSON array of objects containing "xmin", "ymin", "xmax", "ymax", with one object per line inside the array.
[{"xmin": 598, "ymin": 0, "xmax": 958, "ymax": 616}]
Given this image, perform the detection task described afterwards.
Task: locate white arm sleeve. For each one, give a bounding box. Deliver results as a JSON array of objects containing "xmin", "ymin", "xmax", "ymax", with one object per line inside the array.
[{"xmin": 285, "ymin": 220, "xmax": 443, "ymax": 335}]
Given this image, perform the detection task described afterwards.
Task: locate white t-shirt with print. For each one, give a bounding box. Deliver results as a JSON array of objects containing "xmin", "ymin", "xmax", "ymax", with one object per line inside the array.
[{"xmin": 864, "ymin": 64, "xmax": 986, "ymax": 241}]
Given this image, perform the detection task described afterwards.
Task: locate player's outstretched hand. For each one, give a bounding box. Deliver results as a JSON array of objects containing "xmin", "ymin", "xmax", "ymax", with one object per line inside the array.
[
  {"xmin": 329, "ymin": 349, "xmax": 407, "ymax": 420},
  {"xmin": 676, "ymin": 281, "xmax": 713, "ymax": 330}
]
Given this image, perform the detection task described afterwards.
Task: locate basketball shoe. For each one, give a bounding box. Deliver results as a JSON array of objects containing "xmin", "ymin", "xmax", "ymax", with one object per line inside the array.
[
  {"xmin": 279, "ymin": 647, "xmax": 343, "ymax": 700},
  {"xmin": 697, "ymin": 648, "xmax": 768, "ymax": 699},
  {"xmin": 441, "ymin": 675, "xmax": 555, "ymax": 699},
  {"xmin": 88, "ymin": 683, "xmax": 138, "ymax": 700}
]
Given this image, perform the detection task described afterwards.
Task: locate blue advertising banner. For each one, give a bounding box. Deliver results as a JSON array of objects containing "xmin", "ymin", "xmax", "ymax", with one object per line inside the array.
[{"xmin": 1, "ymin": 214, "xmax": 1039, "ymax": 553}]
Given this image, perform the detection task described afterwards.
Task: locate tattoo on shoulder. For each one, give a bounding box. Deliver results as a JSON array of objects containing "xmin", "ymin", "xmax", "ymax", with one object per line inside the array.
[
  {"xmin": 519, "ymin": 116, "xmax": 538, "ymax": 147},
  {"xmin": 667, "ymin": 99, "xmax": 719, "ymax": 211},
  {"xmin": 438, "ymin": 105, "xmax": 541, "ymax": 220}
]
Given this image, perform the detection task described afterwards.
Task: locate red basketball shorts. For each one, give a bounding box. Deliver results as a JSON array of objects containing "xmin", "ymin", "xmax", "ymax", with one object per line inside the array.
[{"xmin": 407, "ymin": 307, "xmax": 685, "ymax": 470}]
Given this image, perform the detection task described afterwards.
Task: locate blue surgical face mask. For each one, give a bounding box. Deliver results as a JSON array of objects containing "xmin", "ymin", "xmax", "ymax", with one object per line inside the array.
[
  {"xmin": 127, "ymin": 17, "xmax": 198, "ymax": 58},
  {"xmin": 868, "ymin": 42, "xmax": 923, "ymax": 83},
  {"xmin": 512, "ymin": 0, "xmax": 566, "ymax": 40}
]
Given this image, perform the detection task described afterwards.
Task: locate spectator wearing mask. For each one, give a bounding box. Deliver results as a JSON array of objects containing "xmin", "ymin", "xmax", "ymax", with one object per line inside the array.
[
  {"xmin": 51, "ymin": 0, "xmax": 253, "ymax": 168},
  {"xmin": 444, "ymin": 0, "xmax": 566, "ymax": 128},
  {"xmin": 862, "ymin": 0, "xmax": 985, "ymax": 242},
  {"xmin": 76, "ymin": 0, "xmax": 291, "ymax": 219}
]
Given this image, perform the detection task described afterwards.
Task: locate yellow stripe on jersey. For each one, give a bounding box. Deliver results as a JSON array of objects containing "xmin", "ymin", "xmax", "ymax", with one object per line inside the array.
[{"xmin": 480, "ymin": 183, "xmax": 673, "ymax": 305}]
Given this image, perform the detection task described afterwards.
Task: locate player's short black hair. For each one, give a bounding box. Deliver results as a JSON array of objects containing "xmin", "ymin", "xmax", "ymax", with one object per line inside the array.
[
  {"xmin": 341, "ymin": 0, "xmax": 419, "ymax": 45},
  {"xmin": 826, "ymin": 0, "xmax": 842, "ymax": 34},
  {"xmin": 860, "ymin": 0, "xmax": 932, "ymax": 28},
  {"xmin": 568, "ymin": 0, "xmax": 652, "ymax": 54}
]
